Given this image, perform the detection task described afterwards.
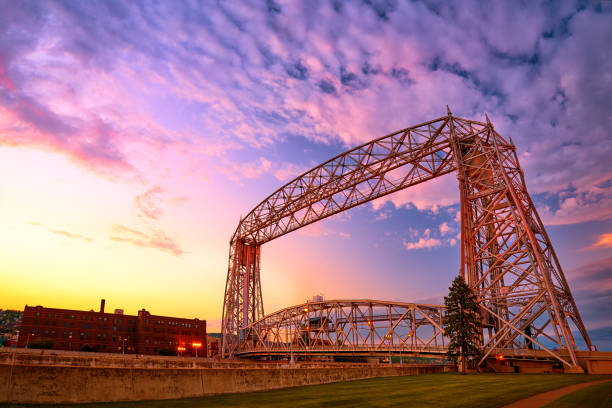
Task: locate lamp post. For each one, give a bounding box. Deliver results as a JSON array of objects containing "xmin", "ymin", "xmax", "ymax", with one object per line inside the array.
[
  {"xmin": 192, "ymin": 341, "xmax": 202, "ymax": 358},
  {"xmin": 25, "ymin": 332, "xmax": 34, "ymax": 349},
  {"xmin": 122, "ymin": 338, "xmax": 126, "ymax": 355}
]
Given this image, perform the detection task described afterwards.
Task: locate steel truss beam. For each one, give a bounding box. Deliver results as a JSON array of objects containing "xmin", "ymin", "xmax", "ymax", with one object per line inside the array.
[
  {"xmin": 221, "ymin": 110, "xmax": 593, "ymax": 367},
  {"xmin": 237, "ymin": 300, "xmax": 446, "ymax": 358}
]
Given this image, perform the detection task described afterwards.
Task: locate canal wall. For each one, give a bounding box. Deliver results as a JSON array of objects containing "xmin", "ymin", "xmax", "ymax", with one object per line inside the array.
[{"xmin": 0, "ymin": 363, "xmax": 448, "ymax": 404}]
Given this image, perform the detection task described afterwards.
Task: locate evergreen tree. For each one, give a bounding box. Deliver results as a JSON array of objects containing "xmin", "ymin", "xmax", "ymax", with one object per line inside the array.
[{"xmin": 443, "ymin": 275, "xmax": 482, "ymax": 374}]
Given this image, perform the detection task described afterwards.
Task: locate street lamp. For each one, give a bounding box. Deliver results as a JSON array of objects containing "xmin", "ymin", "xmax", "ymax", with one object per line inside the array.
[
  {"xmin": 177, "ymin": 345, "xmax": 186, "ymax": 356},
  {"xmin": 192, "ymin": 341, "xmax": 202, "ymax": 358},
  {"xmin": 385, "ymin": 333, "xmax": 392, "ymax": 365},
  {"xmin": 122, "ymin": 338, "xmax": 126, "ymax": 355},
  {"xmin": 25, "ymin": 332, "xmax": 35, "ymax": 349}
]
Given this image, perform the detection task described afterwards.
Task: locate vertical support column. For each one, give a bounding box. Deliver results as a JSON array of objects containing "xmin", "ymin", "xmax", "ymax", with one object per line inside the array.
[
  {"xmin": 222, "ymin": 240, "xmax": 262, "ymax": 357},
  {"xmin": 242, "ymin": 244, "xmax": 251, "ymax": 330}
]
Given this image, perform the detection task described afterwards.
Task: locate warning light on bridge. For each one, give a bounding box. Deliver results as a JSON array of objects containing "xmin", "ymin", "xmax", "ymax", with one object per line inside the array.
[{"xmin": 495, "ymin": 354, "xmax": 505, "ymax": 361}]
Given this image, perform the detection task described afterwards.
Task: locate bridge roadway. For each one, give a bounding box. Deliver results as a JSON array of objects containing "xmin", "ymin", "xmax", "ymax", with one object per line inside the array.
[
  {"xmin": 236, "ymin": 345, "xmax": 449, "ymax": 359},
  {"xmin": 233, "ymin": 299, "xmax": 612, "ymax": 372}
]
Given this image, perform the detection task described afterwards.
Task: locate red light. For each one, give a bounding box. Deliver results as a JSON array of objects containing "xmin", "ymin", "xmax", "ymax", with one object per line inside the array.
[
  {"xmin": 177, "ymin": 346, "xmax": 186, "ymax": 351},
  {"xmin": 496, "ymin": 355, "xmax": 505, "ymax": 361},
  {"xmin": 192, "ymin": 342, "xmax": 202, "ymax": 348}
]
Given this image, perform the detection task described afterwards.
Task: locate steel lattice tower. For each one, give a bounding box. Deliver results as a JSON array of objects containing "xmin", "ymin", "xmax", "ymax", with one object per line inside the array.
[{"xmin": 221, "ymin": 110, "xmax": 593, "ymax": 367}]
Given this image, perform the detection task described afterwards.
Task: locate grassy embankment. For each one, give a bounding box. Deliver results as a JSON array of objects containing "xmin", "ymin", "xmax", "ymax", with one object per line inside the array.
[{"xmin": 3, "ymin": 373, "xmax": 612, "ymax": 408}]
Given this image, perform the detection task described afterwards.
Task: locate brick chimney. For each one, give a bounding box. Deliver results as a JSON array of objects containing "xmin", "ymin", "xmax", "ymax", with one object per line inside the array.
[{"xmin": 100, "ymin": 299, "xmax": 106, "ymax": 313}]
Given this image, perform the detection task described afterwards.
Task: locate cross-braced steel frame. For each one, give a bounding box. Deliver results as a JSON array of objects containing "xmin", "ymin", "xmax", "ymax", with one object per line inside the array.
[
  {"xmin": 222, "ymin": 109, "xmax": 593, "ymax": 367},
  {"xmin": 236, "ymin": 300, "xmax": 446, "ymax": 358}
]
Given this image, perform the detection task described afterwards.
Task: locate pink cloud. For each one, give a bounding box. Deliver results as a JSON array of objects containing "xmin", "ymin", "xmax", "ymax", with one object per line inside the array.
[
  {"xmin": 110, "ymin": 224, "xmax": 185, "ymax": 256},
  {"xmin": 135, "ymin": 186, "xmax": 163, "ymax": 220},
  {"xmin": 28, "ymin": 221, "xmax": 93, "ymax": 243},
  {"xmin": 439, "ymin": 222, "xmax": 453, "ymax": 236},
  {"xmin": 403, "ymin": 237, "xmax": 442, "ymax": 251},
  {"xmin": 581, "ymin": 233, "xmax": 612, "ymax": 252}
]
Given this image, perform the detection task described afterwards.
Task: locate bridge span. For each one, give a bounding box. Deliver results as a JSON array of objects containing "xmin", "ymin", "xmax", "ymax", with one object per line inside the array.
[{"xmin": 236, "ymin": 299, "xmax": 447, "ymax": 359}]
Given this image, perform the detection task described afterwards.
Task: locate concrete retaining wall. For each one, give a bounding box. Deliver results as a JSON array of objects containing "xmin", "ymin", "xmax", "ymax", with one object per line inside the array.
[{"xmin": 0, "ymin": 364, "xmax": 447, "ymax": 404}]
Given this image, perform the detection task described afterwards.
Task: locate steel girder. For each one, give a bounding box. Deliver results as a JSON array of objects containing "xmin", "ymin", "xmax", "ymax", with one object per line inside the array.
[
  {"xmin": 236, "ymin": 300, "xmax": 446, "ymax": 358},
  {"xmin": 221, "ymin": 111, "xmax": 593, "ymax": 367}
]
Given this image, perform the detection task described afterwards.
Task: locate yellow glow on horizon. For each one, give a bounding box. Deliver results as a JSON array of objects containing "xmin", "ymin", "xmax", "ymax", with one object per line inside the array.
[{"xmin": 0, "ymin": 147, "xmax": 227, "ymax": 330}]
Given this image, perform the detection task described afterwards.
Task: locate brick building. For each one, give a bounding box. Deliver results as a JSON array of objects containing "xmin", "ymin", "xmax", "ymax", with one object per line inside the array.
[{"xmin": 17, "ymin": 300, "xmax": 206, "ymax": 357}]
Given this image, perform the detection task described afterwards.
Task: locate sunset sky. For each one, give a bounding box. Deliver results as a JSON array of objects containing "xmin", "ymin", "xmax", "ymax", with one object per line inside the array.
[{"xmin": 1, "ymin": 1, "xmax": 611, "ymax": 348}]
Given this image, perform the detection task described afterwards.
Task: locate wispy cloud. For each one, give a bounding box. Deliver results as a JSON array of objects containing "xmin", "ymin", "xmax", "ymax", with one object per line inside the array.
[
  {"xmin": 110, "ymin": 224, "xmax": 185, "ymax": 256},
  {"xmin": 134, "ymin": 186, "xmax": 164, "ymax": 220},
  {"xmin": 28, "ymin": 221, "xmax": 93, "ymax": 243},
  {"xmin": 402, "ymin": 227, "xmax": 456, "ymax": 251},
  {"xmin": 581, "ymin": 233, "xmax": 612, "ymax": 251}
]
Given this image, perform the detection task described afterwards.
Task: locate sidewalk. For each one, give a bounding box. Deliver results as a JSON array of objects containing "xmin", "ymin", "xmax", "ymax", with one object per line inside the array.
[{"xmin": 502, "ymin": 379, "xmax": 612, "ymax": 408}]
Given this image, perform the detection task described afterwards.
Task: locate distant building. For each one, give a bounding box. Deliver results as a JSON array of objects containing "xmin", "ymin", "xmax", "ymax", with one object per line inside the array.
[
  {"xmin": 17, "ymin": 299, "xmax": 207, "ymax": 357},
  {"xmin": 311, "ymin": 294, "xmax": 324, "ymax": 302},
  {"xmin": 207, "ymin": 333, "xmax": 221, "ymax": 357},
  {"xmin": 0, "ymin": 309, "xmax": 22, "ymax": 347}
]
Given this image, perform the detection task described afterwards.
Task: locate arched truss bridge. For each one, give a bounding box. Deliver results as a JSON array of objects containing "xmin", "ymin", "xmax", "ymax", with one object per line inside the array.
[
  {"xmin": 236, "ymin": 300, "xmax": 447, "ymax": 358},
  {"xmin": 222, "ymin": 109, "xmax": 594, "ymax": 368}
]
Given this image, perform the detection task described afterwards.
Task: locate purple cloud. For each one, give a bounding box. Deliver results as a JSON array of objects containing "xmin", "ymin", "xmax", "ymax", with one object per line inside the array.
[{"xmin": 1, "ymin": 2, "xmax": 610, "ymax": 225}]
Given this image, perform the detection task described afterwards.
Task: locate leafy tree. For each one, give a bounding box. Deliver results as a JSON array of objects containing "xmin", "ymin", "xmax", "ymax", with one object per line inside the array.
[{"xmin": 443, "ymin": 275, "xmax": 482, "ymax": 374}]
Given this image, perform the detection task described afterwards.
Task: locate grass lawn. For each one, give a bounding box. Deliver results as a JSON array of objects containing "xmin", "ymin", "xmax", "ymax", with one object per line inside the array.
[
  {"xmin": 544, "ymin": 379, "xmax": 612, "ymax": 408},
  {"xmin": 3, "ymin": 373, "xmax": 611, "ymax": 408}
]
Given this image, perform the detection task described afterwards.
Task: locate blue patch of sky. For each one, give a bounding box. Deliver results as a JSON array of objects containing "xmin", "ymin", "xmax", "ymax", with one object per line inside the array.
[
  {"xmin": 578, "ymin": 327, "xmax": 612, "ymax": 351},
  {"xmin": 362, "ymin": 0, "xmax": 398, "ymax": 21},
  {"xmin": 543, "ymin": 218, "xmax": 612, "ymax": 270},
  {"xmin": 318, "ymin": 79, "xmax": 336, "ymax": 95},
  {"xmin": 390, "ymin": 67, "xmax": 414, "ymax": 86},
  {"xmin": 429, "ymin": 56, "xmax": 506, "ymax": 102},
  {"xmin": 320, "ymin": 200, "xmax": 462, "ymax": 299},
  {"xmin": 270, "ymin": 133, "xmax": 347, "ymax": 166},
  {"xmin": 285, "ymin": 60, "xmax": 309, "ymax": 80},
  {"xmin": 340, "ymin": 66, "xmax": 367, "ymax": 91},
  {"xmin": 265, "ymin": 0, "xmax": 282, "ymax": 15}
]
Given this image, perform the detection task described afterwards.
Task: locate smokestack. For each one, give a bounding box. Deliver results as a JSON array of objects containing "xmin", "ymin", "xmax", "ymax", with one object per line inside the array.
[{"xmin": 100, "ymin": 299, "xmax": 106, "ymax": 313}]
